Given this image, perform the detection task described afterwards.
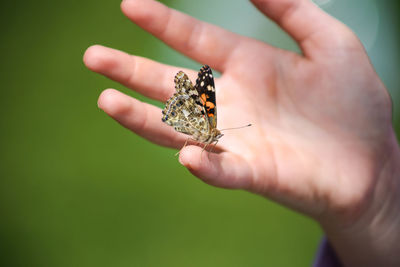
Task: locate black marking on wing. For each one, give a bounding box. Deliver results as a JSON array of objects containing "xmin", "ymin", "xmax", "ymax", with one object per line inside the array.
[
  {"xmin": 194, "ymin": 65, "xmax": 217, "ymax": 128},
  {"xmin": 195, "ymin": 65, "xmax": 215, "ymax": 105}
]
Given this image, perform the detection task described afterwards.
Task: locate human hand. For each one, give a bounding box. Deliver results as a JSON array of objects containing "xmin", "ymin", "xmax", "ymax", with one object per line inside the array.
[{"xmin": 84, "ymin": 0, "xmax": 400, "ymax": 266}]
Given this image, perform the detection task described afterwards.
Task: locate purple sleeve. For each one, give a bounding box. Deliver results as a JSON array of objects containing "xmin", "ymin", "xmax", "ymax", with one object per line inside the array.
[{"xmin": 313, "ymin": 238, "xmax": 343, "ymax": 267}]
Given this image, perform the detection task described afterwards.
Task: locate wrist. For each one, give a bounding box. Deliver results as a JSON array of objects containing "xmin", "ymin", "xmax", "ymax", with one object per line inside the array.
[{"xmin": 320, "ymin": 130, "xmax": 400, "ymax": 267}]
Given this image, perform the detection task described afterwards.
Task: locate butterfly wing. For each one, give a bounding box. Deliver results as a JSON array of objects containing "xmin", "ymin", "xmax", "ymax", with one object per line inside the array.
[
  {"xmin": 162, "ymin": 71, "xmax": 209, "ymax": 138},
  {"xmin": 194, "ymin": 65, "xmax": 217, "ymax": 129},
  {"xmin": 174, "ymin": 71, "xmax": 193, "ymax": 94}
]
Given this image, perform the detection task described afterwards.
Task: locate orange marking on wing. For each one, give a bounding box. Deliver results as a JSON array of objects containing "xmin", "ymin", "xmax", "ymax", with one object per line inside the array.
[
  {"xmin": 200, "ymin": 93, "xmax": 207, "ymax": 104},
  {"xmin": 205, "ymin": 101, "xmax": 215, "ymax": 110},
  {"xmin": 205, "ymin": 101, "xmax": 215, "ymax": 117}
]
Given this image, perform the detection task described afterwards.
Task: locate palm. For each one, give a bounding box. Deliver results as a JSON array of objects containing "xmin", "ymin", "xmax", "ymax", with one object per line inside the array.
[
  {"xmin": 217, "ymin": 39, "xmax": 391, "ymax": 214},
  {"xmin": 84, "ymin": 0, "xmax": 392, "ymax": 221}
]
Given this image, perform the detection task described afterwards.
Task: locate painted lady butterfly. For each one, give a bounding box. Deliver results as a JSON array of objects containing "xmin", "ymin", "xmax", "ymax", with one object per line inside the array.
[{"xmin": 162, "ymin": 65, "xmax": 223, "ymax": 149}]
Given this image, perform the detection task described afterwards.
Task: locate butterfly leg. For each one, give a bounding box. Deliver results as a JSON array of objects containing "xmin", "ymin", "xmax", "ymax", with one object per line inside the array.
[
  {"xmin": 175, "ymin": 138, "xmax": 190, "ymax": 156},
  {"xmin": 209, "ymin": 140, "xmax": 218, "ymax": 153},
  {"xmin": 200, "ymin": 143, "xmax": 209, "ymax": 158}
]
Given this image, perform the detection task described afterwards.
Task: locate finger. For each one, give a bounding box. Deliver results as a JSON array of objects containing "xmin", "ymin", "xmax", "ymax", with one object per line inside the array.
[
  {"xmin": 179, "ymin": 146, "xmax": 254, "ymax": 190},
  {"xmin": 84, "ymin": 45, "xmax": 197, "ymax": 102},
  {"xmin": 251, "ymin": 0, "xmax": 359, "ymax": 57},
  {"xmin": 120, "ymin": 0, "xmax": 244, "ymax": 72},
  {"xmin": 98, "ymin": 88, "xmax": 187, "ymax": 148}
]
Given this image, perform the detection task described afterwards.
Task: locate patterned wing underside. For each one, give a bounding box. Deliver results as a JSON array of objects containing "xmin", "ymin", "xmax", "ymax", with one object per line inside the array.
[{"xmin": 162, "ymin": 72, "xmax": 210, "ymax": 140}]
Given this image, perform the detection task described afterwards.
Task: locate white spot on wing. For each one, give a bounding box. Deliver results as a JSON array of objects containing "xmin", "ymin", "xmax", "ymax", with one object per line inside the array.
[{"xmin": 182, "ymin": 109, "xmax": 190, "ymax": 117}]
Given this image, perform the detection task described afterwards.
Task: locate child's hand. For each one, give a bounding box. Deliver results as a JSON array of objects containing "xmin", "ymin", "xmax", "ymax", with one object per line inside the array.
[{"xmin": 84, "ymin": 1, "xmax": 400, "ymax": 266}]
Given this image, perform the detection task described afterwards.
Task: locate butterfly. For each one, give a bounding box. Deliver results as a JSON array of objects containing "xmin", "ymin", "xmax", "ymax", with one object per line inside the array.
[{"xmin": 161, "ymin": 65, "xmax": 223, "ymax": 150}]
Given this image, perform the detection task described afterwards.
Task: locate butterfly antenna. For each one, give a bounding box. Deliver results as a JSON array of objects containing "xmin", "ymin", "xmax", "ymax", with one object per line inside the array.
[{"xmin": 220, "ymin": 124, "xmax": 252, "ymax": 131}]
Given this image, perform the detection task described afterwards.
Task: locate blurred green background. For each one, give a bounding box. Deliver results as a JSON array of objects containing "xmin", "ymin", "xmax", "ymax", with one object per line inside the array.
[{"xmin": 0, "ymin": 0, "xmax": 399, "ymax": 266}]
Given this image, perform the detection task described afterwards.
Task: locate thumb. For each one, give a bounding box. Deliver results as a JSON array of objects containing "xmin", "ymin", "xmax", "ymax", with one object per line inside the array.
[{"xmin": 178, "ymin": 145, "xmax": 253, "ymax": 190}]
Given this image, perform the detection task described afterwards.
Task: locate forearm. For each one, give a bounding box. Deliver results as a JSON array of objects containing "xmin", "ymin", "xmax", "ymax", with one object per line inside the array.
[{"xmin": 321, "ymin": 131, "xmax": 400, "ymax": 267}]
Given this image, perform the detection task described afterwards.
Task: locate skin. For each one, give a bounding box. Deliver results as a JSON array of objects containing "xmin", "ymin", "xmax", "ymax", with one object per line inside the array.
[{"xmin": 83, "ymin": 0, "xmax": 400, "ymax": 266}]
